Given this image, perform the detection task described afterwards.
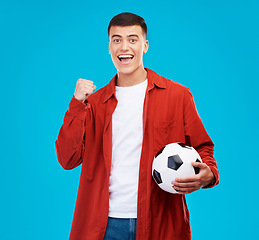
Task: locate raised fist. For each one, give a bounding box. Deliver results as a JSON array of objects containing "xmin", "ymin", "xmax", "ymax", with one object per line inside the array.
[{"xmin": 74, "ymin": 78, "xmax": 96, "ymax": 102}]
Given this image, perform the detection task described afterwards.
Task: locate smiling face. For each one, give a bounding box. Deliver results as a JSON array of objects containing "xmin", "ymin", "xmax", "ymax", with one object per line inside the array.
[{"xmin": 109, "ymin": 25, "xmax": 149, "ymax": 78}]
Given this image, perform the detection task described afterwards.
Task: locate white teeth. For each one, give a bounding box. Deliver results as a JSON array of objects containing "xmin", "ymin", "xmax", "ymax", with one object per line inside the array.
[{"xmin": 118, "ymin": 55, "xmax": 133, "ymax": 58}]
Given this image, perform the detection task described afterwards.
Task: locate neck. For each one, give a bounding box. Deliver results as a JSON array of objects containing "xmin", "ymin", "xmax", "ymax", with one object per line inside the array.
[{"xmin": 116, "ymin": 65, "xmax": 147, "ymax": 87}]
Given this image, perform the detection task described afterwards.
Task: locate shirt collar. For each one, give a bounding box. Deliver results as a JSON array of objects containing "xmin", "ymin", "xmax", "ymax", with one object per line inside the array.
[{"xmin": 103, "ymin": 68, "xmax": 166, "ymax": 103}]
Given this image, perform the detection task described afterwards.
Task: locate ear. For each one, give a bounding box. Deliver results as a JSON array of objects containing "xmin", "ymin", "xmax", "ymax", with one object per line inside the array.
[
  {"xmin": 108, "ymin": 41, "xmax": 111, "ymax": 54},
  {"xmin": 143, "ymin": 40, "xmax": 149, "ymax": 54}
]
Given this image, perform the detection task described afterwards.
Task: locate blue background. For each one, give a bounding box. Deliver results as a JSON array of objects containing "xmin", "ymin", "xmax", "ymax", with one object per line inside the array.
[{"xmin": 1, "ymin": 0, "xmax": 258, "ymax": 239}]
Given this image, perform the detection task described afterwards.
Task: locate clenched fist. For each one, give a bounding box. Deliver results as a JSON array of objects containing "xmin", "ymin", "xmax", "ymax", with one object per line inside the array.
[{"xmin": 74, "ymin": 78, "xmax": 96, "ymax": 102}]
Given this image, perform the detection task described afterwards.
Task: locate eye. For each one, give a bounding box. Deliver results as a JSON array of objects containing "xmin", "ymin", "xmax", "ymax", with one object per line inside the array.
[
  {"xmin": 130, "ymin": 39, "xmax": 137, "ymax": 43},
  {"xmin": 114, "ymin": 39, "xmax": 120, "ymax": 43}
]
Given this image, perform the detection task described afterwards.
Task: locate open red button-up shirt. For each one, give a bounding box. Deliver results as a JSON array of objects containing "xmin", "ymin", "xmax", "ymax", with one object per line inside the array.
[{"xmin": 56, "ymin": 68, "xmax": 219, "ymax": 240}]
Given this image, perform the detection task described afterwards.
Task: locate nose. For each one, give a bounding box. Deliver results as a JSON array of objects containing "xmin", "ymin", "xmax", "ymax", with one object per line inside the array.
[{"xmin": 121, "ymin": 40, "xmax": 129, "ymax": 51}]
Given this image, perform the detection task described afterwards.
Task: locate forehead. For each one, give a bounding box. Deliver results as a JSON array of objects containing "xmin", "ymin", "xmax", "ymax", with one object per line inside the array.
[{"xmin": 109, "ymin": 25, "xmax": 144, "ymax": 38}]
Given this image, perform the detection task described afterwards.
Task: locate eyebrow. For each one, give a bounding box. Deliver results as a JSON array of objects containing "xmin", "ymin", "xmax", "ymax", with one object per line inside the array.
[
  {"xmin": 111, "ymin": 34, "xmax": 139, "ymax": 38},
  {"xmin": 128, "ymin": 34, "xmax": 139, "ymax": 38}
]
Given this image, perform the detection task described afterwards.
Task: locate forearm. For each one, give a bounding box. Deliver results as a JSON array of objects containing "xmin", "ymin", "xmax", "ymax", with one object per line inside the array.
[
  {"xmin": 55, "ymin": 97, "xmax": 88, "ymax": 170},
  {"xmin": 195, "ymin": 142, "xmax": 219, "ymax": 188},
  {"xmin": 183, "ymin": 89, "xmax": 219, "ymax": 188}
]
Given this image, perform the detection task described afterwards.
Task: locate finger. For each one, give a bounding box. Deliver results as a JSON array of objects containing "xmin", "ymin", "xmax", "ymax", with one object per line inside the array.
[
  {"xmin": 172, "ymin": 181, "xmax": 198, "ymax": 188},
  {"xmin": 172, "ymin": 182, "xmax": 201, "ymax": 193},
  {"xmin": 76, "ymin": 88, "xmax": 93, "ymax": 98},
  {"xmin": 78, "ymin": 82, "xmax": 95, "ymax": 88},
  {"xmin": 92, "ymin": 85, "xmax": 97, "ymax": 91},
  {"xmin": 191, "ymin": 161, "xmax": 207, "ymax": 169},
  {"xmin": 77, "ymin": 80, "xmax": 94, "ymax": 88},
  {"xmin": 78, "ymin": 78, "xmax": 93, "ymax": 84},
  {"xmin": 176, "ymin": 189, "xmax": 195, "ymax": 195},
  {"xmin": 78, "ymin": 84, "xmax": 95, "ymax": 92},
  {"xmin": 173, "ymin": 186, "xmax": 197, "ymax": 194},
  {"xmin": 173, "ymin": 184, "xmax": 200, "ymax": 194},
  {"xmin": 173, "ymin": 176, "xmax": 198, "ymax": 183},
  {"xmin": 76, "ymin": 88, "xmax": 92, "ymax": 96}
]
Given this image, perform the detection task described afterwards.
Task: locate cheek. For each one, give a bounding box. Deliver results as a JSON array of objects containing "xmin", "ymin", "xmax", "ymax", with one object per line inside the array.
[
  {"xmin": 109, "ymin": 45, "xmax": 117, "ymax": 55},
  {"xmin": 111, "ymin": 52, "xmax": 118, "ymax": 62},
  {"xmin": 136, "ymin": 50, "xmax": 144, "ymax": 60},
  {"xmin": 137, "ymin": 45, "xmax": 145, "ymax": 55},
  {"xmin": 134, "ymin": 46, "xmax": 143, "ymax": 57}
]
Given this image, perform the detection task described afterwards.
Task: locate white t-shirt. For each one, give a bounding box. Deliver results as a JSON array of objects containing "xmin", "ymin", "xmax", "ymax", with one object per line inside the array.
[{"xmin": 108, "ymin": 79, "xmax": 148, "ymax": 218}]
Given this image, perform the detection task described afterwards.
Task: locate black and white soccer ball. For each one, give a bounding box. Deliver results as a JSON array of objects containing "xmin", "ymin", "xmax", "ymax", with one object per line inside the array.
[{"xmin": 152, "ymin": 142, "xmax": 202, "ymax": 194}]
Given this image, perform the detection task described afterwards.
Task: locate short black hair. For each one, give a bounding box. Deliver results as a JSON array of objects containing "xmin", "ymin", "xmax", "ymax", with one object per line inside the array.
[{"xmin": 108, "ymin": 12, "xmax": 147, "ymax": 38}]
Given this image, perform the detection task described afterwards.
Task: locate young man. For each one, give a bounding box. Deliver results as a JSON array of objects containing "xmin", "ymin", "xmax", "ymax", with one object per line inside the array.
[{"xmin": 55, "ymin": 12, "xmax": 219, "ymax": 240}]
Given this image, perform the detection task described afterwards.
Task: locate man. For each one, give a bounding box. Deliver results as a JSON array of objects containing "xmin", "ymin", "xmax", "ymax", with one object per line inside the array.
[{"xmin": 55, "ymin": 12, "xmax": 219, "ymax": 240}]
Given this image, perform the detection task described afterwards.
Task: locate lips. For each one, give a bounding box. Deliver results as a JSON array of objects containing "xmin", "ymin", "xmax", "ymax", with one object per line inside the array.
[{"xmin": 117, "ymin": 54, "xmax": 134, "ymax": 65}]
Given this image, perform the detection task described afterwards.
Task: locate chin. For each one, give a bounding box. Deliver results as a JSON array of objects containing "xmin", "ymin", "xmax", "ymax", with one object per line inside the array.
[
  {"xmin": 114, "ymin": 65, "xmax": 130, "ymax": 74},
  {"xmin": 116, "ymin": 64, "xmax": 143, "ymax": 76},
  {"xmin": 118, "ymin": 68, "xmax": 135, "ymax": 75}
]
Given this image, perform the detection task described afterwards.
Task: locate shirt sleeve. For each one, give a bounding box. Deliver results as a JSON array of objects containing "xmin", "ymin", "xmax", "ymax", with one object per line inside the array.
[
  {"xmin": 183, "ymin": 88, "xmax": 219, "ymax": 188},
  {"xmin": 55, "ymin": 96, "xmax": 89, "ymax": 170}
]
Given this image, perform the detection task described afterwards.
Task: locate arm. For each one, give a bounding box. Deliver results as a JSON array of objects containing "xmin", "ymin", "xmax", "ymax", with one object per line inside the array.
[
  {"xmin": 172, "ymin": 88, "xmax": 219, "ymax": 194},
  {"xmin": 55, "ymin": 79, "xmax": 96, "ymax": 170},
  {"xmin": 55, "ymin": 97, "xmax": 87, "ymax": 170}
]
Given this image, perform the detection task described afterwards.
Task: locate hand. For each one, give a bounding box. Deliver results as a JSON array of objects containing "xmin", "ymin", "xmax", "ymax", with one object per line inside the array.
[
  {"xmin": 171, "ymin": 161, "xmax": 215, "ymax": 194},
  {"xmin": 74, "ymin": 78, "xmax": 96, "ymax": 102}
]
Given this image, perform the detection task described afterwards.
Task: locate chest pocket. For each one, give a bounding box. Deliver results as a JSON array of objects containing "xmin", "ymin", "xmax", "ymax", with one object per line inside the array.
[{"xmin": 153, "ymin": 120, "xmax": 175, "ymax": 155}]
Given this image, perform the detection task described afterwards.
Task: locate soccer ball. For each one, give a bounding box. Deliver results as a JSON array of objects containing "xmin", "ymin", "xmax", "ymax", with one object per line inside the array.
[{"xmin": 152, "ymin": 142, "xmax": 202, "ymax": 194}]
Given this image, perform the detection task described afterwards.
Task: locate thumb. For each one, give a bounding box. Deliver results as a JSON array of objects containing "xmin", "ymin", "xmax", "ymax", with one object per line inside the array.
[
  {"xmin": 191, "ymin": 161, "xmax": 205, "ymax": 175},
  {"xmin": 191, "ymin": 161, "xmax": 207, "ymax": 169}
]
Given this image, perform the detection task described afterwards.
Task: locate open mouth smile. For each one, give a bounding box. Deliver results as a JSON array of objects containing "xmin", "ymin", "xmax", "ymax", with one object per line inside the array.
[{"xmin": 117, "ymin": 54, "xmax": 134, "ymax": 65}]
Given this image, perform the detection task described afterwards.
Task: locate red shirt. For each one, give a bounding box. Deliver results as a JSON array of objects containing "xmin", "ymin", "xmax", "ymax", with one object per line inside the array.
[{"xmin": 55, "ymin": 68, "xmax": 219, "ymax": 240}]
